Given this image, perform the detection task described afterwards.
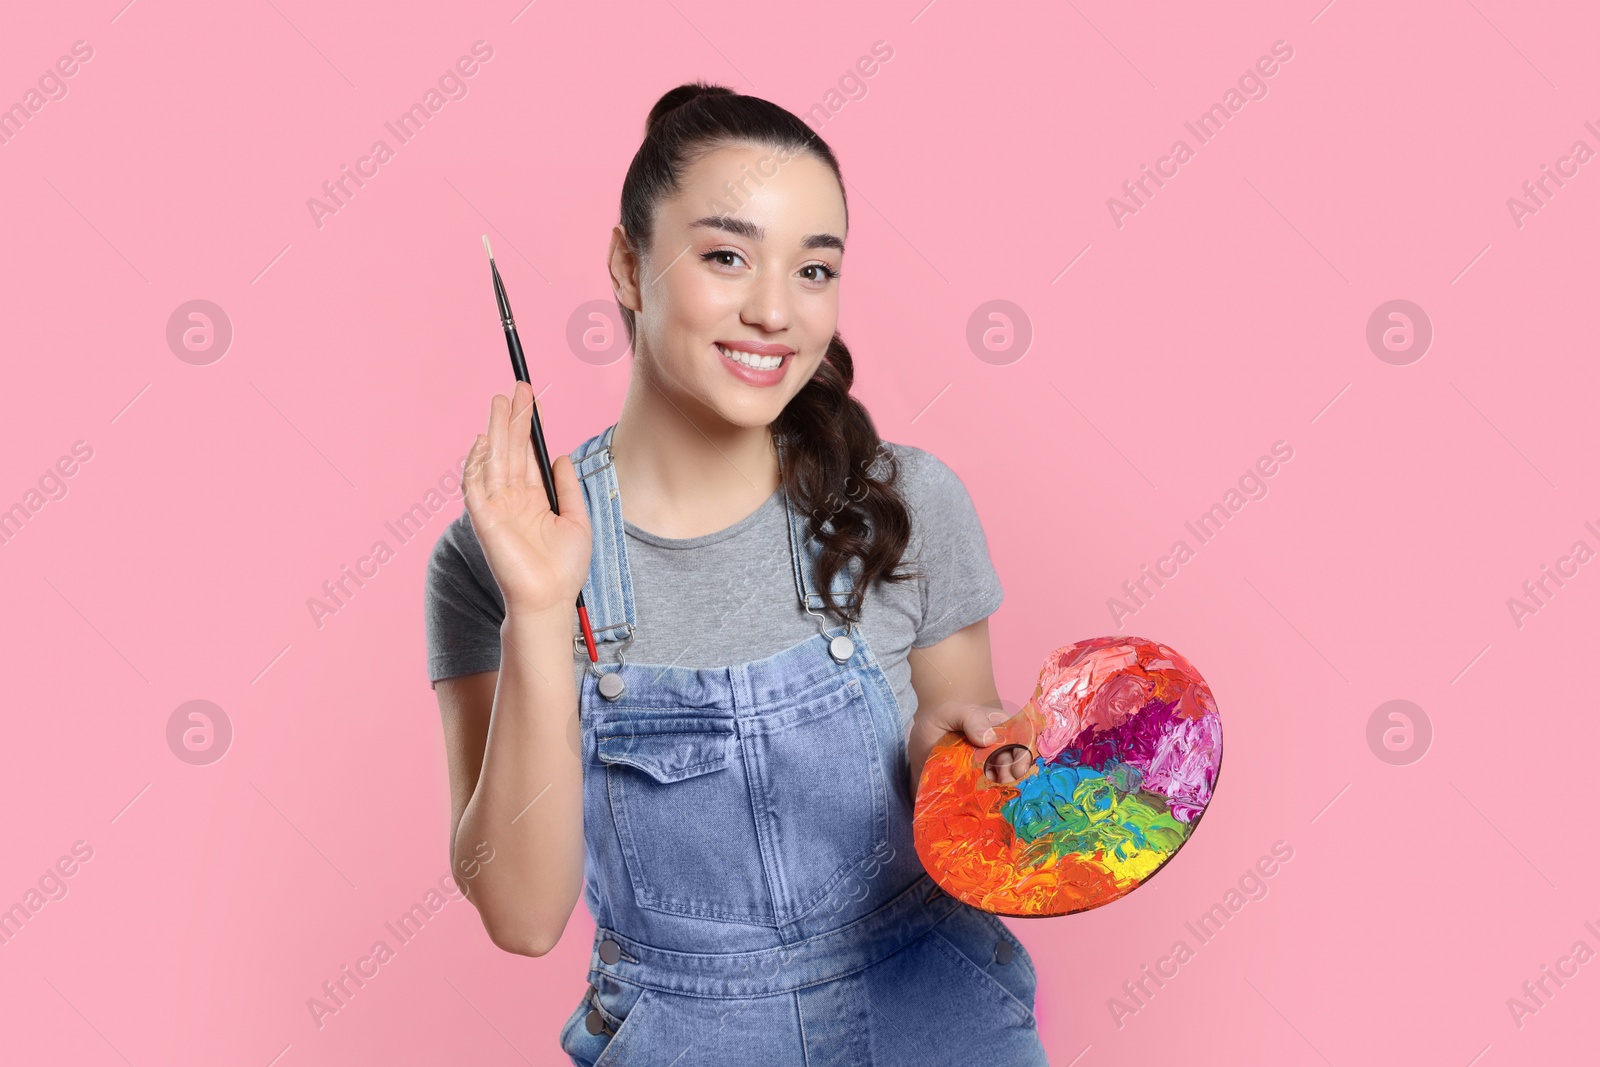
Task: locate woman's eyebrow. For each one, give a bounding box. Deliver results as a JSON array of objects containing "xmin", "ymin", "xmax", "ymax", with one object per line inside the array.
[{"xmin": 689, "ymin": 215, "xmax": 844, "ymax": 252}]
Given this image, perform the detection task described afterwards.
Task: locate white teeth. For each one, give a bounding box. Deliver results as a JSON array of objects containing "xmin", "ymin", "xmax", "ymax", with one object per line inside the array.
[{"xmin": 716, "ymin": 343, "xmax": 784, "ymax": 371}]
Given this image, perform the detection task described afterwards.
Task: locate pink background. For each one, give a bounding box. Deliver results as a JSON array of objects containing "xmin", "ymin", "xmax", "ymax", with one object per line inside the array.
[{"xmin": 3, "ymin": 1, "xmax": 1597, "ymax": 1063}]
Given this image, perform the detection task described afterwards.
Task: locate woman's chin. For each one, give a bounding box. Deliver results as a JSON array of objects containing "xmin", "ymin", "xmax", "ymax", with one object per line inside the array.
[{"xmin": 711, "ymin": 397, "xmax": 790, "ymax": 430}]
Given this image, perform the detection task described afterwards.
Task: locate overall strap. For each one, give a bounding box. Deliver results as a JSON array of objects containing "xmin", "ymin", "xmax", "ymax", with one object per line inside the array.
[
  {"xmin": 570, "ymin": 423, "xmax": 635, "ymax": 648},
  {"xmin": 778, "ymin": 437, "xmax": 858, "ymax": 621}
]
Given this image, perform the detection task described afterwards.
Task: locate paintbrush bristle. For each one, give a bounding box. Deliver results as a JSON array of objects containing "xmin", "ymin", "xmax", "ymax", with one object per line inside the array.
[{"xmin": 482, "ymin": 234, "xmax": 493, "ymax": 261}]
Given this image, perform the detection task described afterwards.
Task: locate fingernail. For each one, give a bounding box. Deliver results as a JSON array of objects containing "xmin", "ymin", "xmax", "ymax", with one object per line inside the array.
[{"xmin": 981, "ymin": 728, "xmax": 996, "ymax": 744}]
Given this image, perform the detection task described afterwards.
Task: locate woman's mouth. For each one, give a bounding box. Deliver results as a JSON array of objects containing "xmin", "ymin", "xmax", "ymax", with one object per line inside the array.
[{"xmin": 714, "ymin": 342, "xmax": 792, "ymax": 387}]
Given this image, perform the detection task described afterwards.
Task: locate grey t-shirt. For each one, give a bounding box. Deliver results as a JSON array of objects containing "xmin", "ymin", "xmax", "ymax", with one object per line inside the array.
[{"xmin": 423, "ymin": 441, "xmax": 1003, "ymax": 730}]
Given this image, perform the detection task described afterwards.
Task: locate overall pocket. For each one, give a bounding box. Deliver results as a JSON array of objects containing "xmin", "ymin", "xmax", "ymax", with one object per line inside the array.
[
  {"xmin": 735, "ymin": 675, "xmax": 891, "ymax": 922},
  {"xmin": 597, "ymin": 711, "xmax": 774, "ymax": 923},
  {"xmin": 595, "ymin": 675, "xmax": 890, "ymax": 925},
  {"xmin": 928, "ymin": 905, "xmax": 1039, "ymax": 1027}
]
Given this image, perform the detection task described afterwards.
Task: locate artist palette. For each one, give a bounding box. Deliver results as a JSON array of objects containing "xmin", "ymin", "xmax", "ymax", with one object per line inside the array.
[{"xmin": 913, "ymin": 636, "xmax": 1223, "ymax": 917}]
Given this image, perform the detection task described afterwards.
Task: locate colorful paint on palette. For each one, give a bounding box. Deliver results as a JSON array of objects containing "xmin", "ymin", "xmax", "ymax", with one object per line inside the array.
[{"xmin": 913, "ymin": 636, "xmax": 1223, "ymax": 917}]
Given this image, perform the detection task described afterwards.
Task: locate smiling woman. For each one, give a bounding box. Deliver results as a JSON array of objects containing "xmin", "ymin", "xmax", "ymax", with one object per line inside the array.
[{"xmin": 424, "ymin": 80, "xmax": 1045, "ymax": 1067}]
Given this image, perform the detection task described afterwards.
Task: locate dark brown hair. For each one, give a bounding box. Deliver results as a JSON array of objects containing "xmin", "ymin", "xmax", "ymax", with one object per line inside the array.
[{"xmin": 616, "ymin": 80, "xmax": 919, "ymax": 622}]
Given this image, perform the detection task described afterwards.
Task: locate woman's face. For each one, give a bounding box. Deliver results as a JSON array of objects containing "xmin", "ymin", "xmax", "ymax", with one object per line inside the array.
[{"xmin": 612, "ymin": 142, "xmax": 847, "ymax": 429}]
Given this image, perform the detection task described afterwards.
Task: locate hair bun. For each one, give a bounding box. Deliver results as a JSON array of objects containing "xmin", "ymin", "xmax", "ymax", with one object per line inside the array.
[{"xmin": 645, "ymin": 80, "xmax": 736, "ymax": 136}]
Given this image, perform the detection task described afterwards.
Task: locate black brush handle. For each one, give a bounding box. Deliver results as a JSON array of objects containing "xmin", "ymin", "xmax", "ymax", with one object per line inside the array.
[{"xmin": 488, "ymin": 256, "xmax": 593, "ymax": 639}]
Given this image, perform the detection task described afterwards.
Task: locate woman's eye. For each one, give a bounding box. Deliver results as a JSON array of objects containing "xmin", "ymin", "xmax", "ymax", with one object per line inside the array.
[
  {"xmin": 801, "ymin": 264, "xmax": 840, "ymax": 284},
  {"xmin": 701, "ymin": 249, "xmax": 746, "ymax": 269}
]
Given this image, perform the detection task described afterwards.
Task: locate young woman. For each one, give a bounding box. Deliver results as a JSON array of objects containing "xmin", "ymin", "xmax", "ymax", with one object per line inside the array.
[{"xmin": 425, "ymin": 81, "xmax": 1047, "ymax": 1066}]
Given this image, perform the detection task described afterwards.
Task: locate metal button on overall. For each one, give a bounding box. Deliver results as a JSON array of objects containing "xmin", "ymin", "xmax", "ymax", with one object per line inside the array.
[
  {"xmin": 994, "ymin": 940, "xmax": 1014, "ymax": 965},
  {"xmin": 598, "ymin": 670, "xmax": 625, "ymax": 701},
  {"xmin": 582, "ymin": 984, "xmax": 611, "ymax": 1035},
  {"xmin": 828, "ymin": 633, "xmax": 855, "ymax": 662},
  {"xmin": 598, "ymin": 939, "xmax": 621, "ymax": 964}
]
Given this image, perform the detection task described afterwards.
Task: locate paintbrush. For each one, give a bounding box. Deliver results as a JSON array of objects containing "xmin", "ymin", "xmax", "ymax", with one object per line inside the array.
[{"xmin": 484, "ymin": 235, "xmax": 599, "ymax": 665}]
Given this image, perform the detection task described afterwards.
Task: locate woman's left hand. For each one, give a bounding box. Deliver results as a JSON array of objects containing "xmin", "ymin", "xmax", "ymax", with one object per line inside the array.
[{"xmin": 907, "ymin": 699, "xmax": 1033, "ymax": 798}]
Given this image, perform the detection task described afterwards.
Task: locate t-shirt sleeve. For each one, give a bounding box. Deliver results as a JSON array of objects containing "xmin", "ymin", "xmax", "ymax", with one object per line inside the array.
[
  {"xmin": 895, "ymin": 445, "xmax": 1005, "ymax": 648},
  {"xmin": 424, "ymin": 509, "xmax": 507, "ymax": 688}
]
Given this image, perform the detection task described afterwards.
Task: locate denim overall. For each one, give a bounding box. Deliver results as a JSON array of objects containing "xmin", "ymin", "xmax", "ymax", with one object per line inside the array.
[{"xmin": 559, "ymin": 424, "xmax": 1047, "ymax": 1067}]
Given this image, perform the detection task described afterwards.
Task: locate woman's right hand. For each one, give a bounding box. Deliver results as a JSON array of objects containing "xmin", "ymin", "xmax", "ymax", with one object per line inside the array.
[{"xmin": 462, "ymin": 379, "xmax": 592, "ymax": 619}]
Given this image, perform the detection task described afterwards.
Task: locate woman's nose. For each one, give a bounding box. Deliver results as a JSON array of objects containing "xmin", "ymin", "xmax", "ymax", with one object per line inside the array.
[{"xmin": 741, "ymin": 271, "xmax": 793, "ymax": 331}]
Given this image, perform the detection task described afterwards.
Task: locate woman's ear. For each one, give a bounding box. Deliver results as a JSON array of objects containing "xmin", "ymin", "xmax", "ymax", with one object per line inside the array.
[{"xmin": 607, "ymin": 224, "xmax": 643, "ymax": 315}]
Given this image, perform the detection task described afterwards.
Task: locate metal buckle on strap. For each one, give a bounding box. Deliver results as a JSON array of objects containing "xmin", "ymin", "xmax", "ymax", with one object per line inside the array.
[
  {"xmin": 573, "ymin": 437, "xmax": 614, "ymax": 473},
  {"xmin": 573, "ymin": 620, "xmax": 635, "ymax": 657}
]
